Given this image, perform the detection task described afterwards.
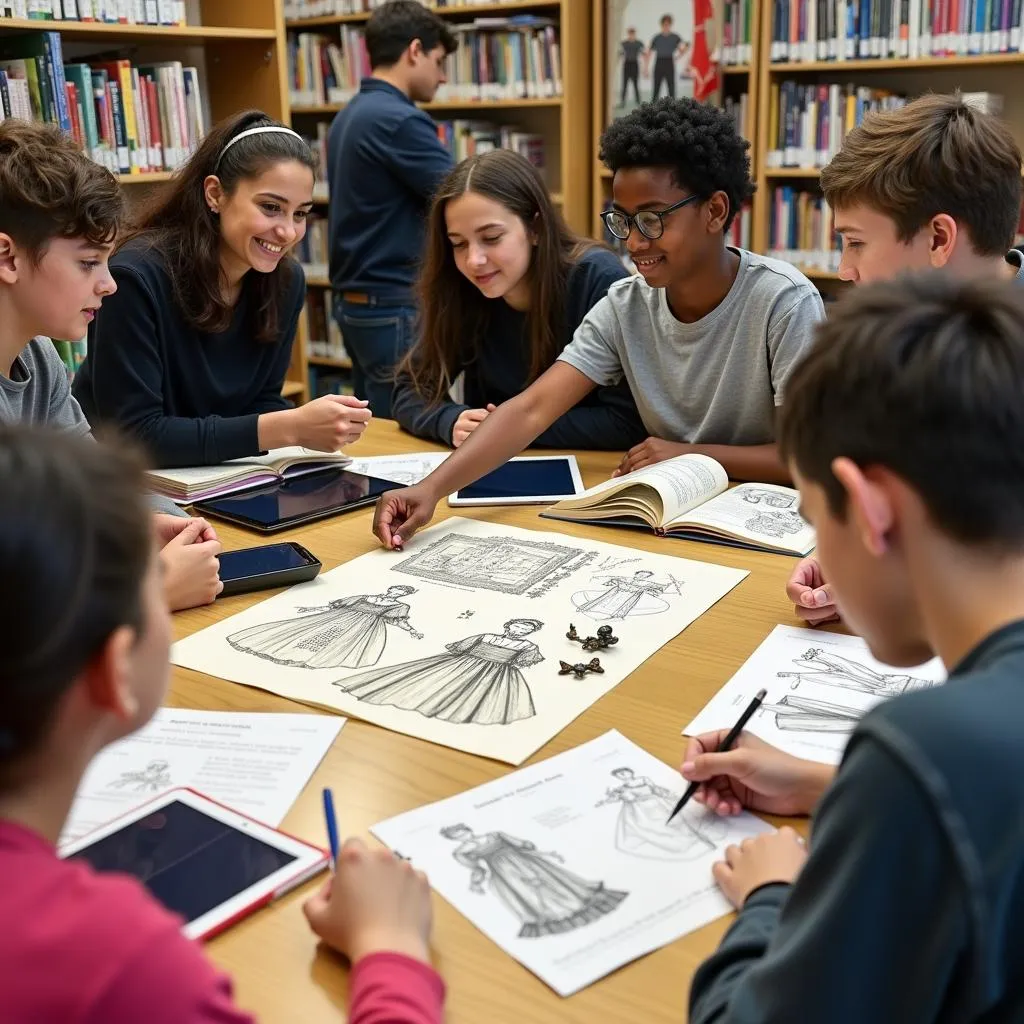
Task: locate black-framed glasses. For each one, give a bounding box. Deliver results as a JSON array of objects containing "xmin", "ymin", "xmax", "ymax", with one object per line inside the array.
[{"xmin": 600, "ymin": 194, "xmax": 700, "ymax": 240}]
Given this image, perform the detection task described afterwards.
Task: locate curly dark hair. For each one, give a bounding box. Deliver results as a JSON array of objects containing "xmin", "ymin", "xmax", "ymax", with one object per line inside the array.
[{"xmin": 599, "ymin": 97, "xmax": 755, "ymax": 232}]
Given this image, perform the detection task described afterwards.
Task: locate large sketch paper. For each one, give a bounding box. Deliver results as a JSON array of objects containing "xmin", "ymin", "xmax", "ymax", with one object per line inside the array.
[
  {"xmin": 60, "ymin": 708, "xmax": 343, "ymax": 847},
  {"xmin": 685, "ymin": 625, "xmax": 947, "ymax": 764},
  {"xmin": 346, "ymin": 452, "xmax": 449, "ymax": 487},
  {"xmin": 371, "ymin": 729, "xmax": 772, "ymax": 997},
  {"xmin": 171, "ymin": 517, "xmax": 747, "ymax": 765}
]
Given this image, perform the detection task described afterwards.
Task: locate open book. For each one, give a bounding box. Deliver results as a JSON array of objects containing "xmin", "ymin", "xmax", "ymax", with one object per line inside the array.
[
  {"xmin": 539, "ymin": 453, "xmax": 815, "ymax": 556},
  {"xmin": 147, "ymin": 447, "xmax": 351, "ymax": 502}
]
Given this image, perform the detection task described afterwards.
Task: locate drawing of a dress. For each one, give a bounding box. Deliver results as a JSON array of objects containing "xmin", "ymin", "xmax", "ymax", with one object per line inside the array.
[
  {"xmin": 778, "ymin": 648, "xmax": 933, "ymax": 697},
  {"xmin": 334, "ymin": 619, "xmax": 543, "ymax": 725},
  {"xmin": 572, "ymin": 570, "xmax": 668, "ymax": 620},
  {"xmin": 226, "ymin": 586, "xmax": 419, "ymax": 670},
  {"xmin": 443, "ymin": 825, "xmax": 627, "ymax": 938}
]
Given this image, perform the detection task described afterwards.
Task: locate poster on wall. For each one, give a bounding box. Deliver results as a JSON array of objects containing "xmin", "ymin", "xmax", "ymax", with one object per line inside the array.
[{"xmin": 605, "ymin": 0, "xmax": 720, "ymax": 124}]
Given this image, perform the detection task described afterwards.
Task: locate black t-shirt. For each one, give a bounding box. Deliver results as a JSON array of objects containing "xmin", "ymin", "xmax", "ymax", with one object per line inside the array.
[
  {"xmin": 650, "ymin": 32, "xmax": 682, "ymax": 59},
  {"xmin": 621, "ymin": 40, "xmax": 643, "ymax": 61}
]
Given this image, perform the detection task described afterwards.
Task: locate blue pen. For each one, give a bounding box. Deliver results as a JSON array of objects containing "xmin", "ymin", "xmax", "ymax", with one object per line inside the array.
[{"xmin": 322, "ymin": 787, "xmax": 339, "ymax": 869}]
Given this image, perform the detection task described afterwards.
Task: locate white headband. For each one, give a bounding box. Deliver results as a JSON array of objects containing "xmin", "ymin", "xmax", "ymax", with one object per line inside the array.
[{"xmin": 216, "ymin": 125, "xmax": 304, "ymax": 167}]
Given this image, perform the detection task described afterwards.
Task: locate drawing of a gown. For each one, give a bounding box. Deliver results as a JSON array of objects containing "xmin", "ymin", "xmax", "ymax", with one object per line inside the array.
[
  {"xmin": 778, "ymin": 648, "xmax": 933, "ymax": 697},
  {"xmin": 572, "ymin": 574, "xmax": 668, "ymax": 620},
  {"xmin": 227, "ymin": 594, "xmax": 414, "ymax": 669},
  {"xmin": 601, "ymin": 777, "xmax": 717, "ymax": 860},
  {"xmin": 335, "ymin": 634, "xmax": 541, "ymax": 725},
  {"xmin": 452, "ymin": 831, "xmax": 627, "ymax": 938}
]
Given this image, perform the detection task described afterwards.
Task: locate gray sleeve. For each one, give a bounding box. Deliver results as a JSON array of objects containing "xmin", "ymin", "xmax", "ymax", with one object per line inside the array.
[
  {"xmin": 766, "ymin": 287, "xmax": 825, "ymax": 407},
  {"xmin": 688, "ymin": 735, "xmax": 968, "ymax": 1024},
  {"xmin": 36, "ymin": 340, "xmax": 92, "ymax": 437},
  {"xmin": 555, "ymin": 295, "xmax": 625, "ymax": 387}
]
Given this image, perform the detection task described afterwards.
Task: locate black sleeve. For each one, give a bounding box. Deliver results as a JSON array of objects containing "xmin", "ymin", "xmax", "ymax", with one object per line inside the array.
[
  {"xmin": 385, "ymin": 112, "xmax": 454, "ymax": 201},
  {"xmin": 86, "ymin": 266, "xmax": 262, "ymax": 467},
  {"xmin": 391, "ymin": 370, "xmax": 467, "ymax": 446},
  {"xmin": 251, "ymin": 265, "xmax": 305, "ymax": 414},
  {"xmin": 689, "ymin": 736, "xmax": 969, "ymax": 1024}
]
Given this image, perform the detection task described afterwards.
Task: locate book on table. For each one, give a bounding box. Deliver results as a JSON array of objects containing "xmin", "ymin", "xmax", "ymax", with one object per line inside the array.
[
  {"xmin": 146, "ymin": 447, "xmax": 351, "ymax": 502},
  {"xmin": 539, "ymin": 453, "xmax": 815, "ymax": 556}
]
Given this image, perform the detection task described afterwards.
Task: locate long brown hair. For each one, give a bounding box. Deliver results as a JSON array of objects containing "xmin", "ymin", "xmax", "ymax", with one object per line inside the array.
[
  {"xmin": 122, "ymin": 110, "xmax": 316, "ymax": 342},
  {"xmin": 402, "ymin": 149, "xmax": 598, "ymax": 404}
]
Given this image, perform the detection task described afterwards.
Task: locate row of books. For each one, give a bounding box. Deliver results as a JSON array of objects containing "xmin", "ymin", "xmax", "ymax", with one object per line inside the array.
[
  {"xmin": 722, "ymin": 0, "xmax": 757, "ymax": 64},
  {"xmin": 303, "ymin": 292, "xmax": 351, "ymax": 365},
  {"xmin": 768, "ymin": 186, "xmax": 840, "ymax": 273},
  {"xmin": 283, "ymin": 0, "xmax": 527, "ymax": 19},
  {"xmin": 0, "ymin": 32, "xmax": 204, "ymax": 173},
  {"xmin": 722, "ymin": 91, "xmax": 750, "ymax": 144},
  {"xmin": 770, "ymin": 0, "xmax": 1024, "ymax": 62},
  {"xmin": 1, "ymin": 0, "xmax": 186, "ymax": 23},
  {"xmin": 295, "ymin": 216, "xmax": 329, "ymax": 274}
]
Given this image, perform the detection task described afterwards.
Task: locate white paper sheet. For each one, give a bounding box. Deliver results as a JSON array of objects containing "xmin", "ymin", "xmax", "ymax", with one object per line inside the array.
[
  {"xmin": 60, "ymin": 708, "xmax": 344, "ymax": 847},
  {"xmin": 346, "ymin": 452, "xmax": 449, "ymax": 487},
  {"xmin": 372, "ymin": 730, "xmax": 772, "ymax": 996},
  {"xmin": 171, "ymin": 517, "xmax": 747, "ymax": 765},
  {"xmin": 684, "ymin": 625, "xmax": 947, "ymax": 764}
]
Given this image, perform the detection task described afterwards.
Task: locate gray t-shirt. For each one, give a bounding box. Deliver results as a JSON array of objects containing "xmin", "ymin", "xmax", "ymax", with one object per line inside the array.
[
  {"xmin": 557, "ymin": 249, "xmax": 825, "ymax": 446},
  {"xmin": 651, "ymin": 31, "xmax": 682, "ymax": 58}
]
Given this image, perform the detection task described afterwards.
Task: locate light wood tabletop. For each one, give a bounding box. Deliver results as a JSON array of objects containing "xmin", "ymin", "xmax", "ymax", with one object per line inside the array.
[{"xmin": 172, "ymin": 420, "xmax": 814, "ymax": 1024}]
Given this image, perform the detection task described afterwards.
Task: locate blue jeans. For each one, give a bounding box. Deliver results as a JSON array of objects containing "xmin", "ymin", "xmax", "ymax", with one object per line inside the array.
[{"xmin": 334, "ymin": 298, "xmax": 416, "ymax": 419}]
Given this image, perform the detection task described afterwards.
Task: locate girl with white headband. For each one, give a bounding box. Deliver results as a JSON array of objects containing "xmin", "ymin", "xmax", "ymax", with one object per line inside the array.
[{"xmin": 73, "ymin": 109, "xmax": 371, "ymax": 468}]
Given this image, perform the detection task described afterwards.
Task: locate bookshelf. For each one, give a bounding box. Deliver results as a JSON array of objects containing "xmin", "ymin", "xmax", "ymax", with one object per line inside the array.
[{"xmin": 283, "ymin": 0, "xmax": 593, "ymax": 400}]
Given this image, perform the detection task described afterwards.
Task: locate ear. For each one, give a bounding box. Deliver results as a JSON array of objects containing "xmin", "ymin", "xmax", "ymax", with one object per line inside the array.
[
  {"xmin": 407, "ymin": 37, "xmax": 425, "ymax": 63},
  {"xmin": 705, "ymin": 191, "xmax": 731, "ymax": 234},
  {"xmin": 0, "ymin": 231, "xmax": 21, "ymax": 284},
  {"xmin": 831, "ymin": 456, "xmax": 895, "ymax": 558},
  {"xmin": 82, "ymin": 623, "xmax": 141, "ymax": 724},
  {"xmin": 927, "ymin": 214, "xmax": 957, "ymax": 268},
  {"xmin": 203, "ymin": 175, "xmax": 225, "ymax": 216}
]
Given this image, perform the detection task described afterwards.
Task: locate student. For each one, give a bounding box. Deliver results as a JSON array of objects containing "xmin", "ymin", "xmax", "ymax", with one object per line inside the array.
[
  {"xmin": 328, "ymin": 0, "xmax": 457, "ymax": 416},
  {"xmin": 73, "ymin": 109, "xmax": 372, "ymax": 468},
  {"xmin": 0, "ymin": 425, "xmax": 444, "ymax": 1024},
  {"xmin": 392, "ymin": 148, "xmax": 645, "ymax": 450},
  {"xmin": 787, "ymin": 93, "xmax": 1024, "ymax": 626},
  {"xmin": 682, "ymin": 273, "xmax": 1024, "ymax": 1022},
  {"xmin": 372, "ymin": 97, "xmax": 824, "ymax": 549},
  {"xmin": 0, "ymin": 118, "xmax": 219, "ymax": 611}
]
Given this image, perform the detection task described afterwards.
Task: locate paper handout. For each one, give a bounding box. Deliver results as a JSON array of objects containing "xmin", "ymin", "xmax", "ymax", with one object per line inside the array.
[{"xmin": 371, "ymin": 730, "xmax": 773, "ymax": 996}]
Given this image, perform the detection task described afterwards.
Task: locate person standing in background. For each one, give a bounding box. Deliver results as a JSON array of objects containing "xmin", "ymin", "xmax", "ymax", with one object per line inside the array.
[
  {"xmin": 327, "ymin": 0, "xmax": 457, "ymax": 417},
  {"xmin": 647, "ymin": 14, "xmax": 688, "ymax": 101},
  {"xmin": 619, "ymin": 27, "xmax": 643, "ymax": 107}
]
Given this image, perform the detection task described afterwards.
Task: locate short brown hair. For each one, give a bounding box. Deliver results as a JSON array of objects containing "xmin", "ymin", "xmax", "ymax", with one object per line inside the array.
[
  {"xmin": 780, "ymin": 272, "xmax": 1024, "ymax": 550},
  {"xmin": 820, "ymin": 93, "xmax": 1023, "ymax": 256},
  {"xmin": 0, "ymin": 119, "xmax": 124, "ymax": 261}
]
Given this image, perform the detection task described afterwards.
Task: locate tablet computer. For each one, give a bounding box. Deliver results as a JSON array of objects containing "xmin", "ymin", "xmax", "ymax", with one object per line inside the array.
[
  {"xmin": 191, "ymin": 467, "xmax": 397, "ymax": 533},
  {"xmin": 61, "ymin": 788, "xmax": 328, "ymax": 941},
  {"xmin": 448, "ymin": 455, "xmax": 584, "ymax": 507}
]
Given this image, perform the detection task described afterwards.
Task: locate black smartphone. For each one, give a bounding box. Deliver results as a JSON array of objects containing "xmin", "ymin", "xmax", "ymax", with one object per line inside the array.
[{"xmin": 216, "ymin": 542, "xmax": 322, "ymax": 598}]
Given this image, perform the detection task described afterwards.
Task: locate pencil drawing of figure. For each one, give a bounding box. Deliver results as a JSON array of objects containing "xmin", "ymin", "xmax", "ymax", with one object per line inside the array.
[
  {"xmin": 572, "ymin": 569, "xmax": 669, "ymax": 620},
  {"xmin": 108, "ymin": 759, "xmax": 172, "ymax": 793},
  {"xmin": 744, "ymin": 510, "xmax": 805, "ymax": 539},
  {"xmin": 762, "ymin": 694, "xmax": 862, "ymax": 734},
  {"xmin": 334, "ymin": 619, "xmax": 544, "ymax": 725},
  {"xmin": 441, "ymin": 823, "xmax": 627, "ymax": 937},
  {"xmin": 778, "ymin": 648, "xmax": 935, "ymax": 697},
  {"xmin": 226, "ymin": 585, "xmax": 422, "ymax": 670},
  {"xmin": 739, "ymin": 487, "xmax": 798, "ymax": 510},
  {"xmin": 595, "ymin": 767, "xmax": 722, "ymax": 860}
]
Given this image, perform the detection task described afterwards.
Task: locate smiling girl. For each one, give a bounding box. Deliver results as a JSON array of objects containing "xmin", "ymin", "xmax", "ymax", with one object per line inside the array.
[
  {"xmin": 391, "ymin": 149, "xmax": 644, "ymax": 450},
  {"xmin": 73, "ymin": 110, "xmax": 371, "ymax": 468}
]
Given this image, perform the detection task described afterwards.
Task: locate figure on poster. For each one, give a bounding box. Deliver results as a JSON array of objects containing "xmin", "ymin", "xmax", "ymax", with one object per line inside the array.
[
  {"xmin": 572, "ymin": 569, "xmax": 669, "ymax": 620},
  {"xmin": 595, "ymin": 767, "xmax": 724, "ymax": 860},
  {"xmin": 108, "ymin": 759, "xmax": 172, "ymax": 793},
  {"xmin": 334, "ymin": 619, "xmax": 544, "ymax": 725},
  {"xmin": 778, "ymin": 647, "xmax": 937, "ymax": 697},
  {"xmin": 441, "ymin": 823, "xmax": 628, "ymax": 938},
  {"xmin": 648, "ymin": 14, "xmax": 689, "ymax": 100},
  {"xmin": 619, "ymin": 26, "xmax": 644, "ymax": 104},
  {"xmin": 226, "ymin": 585, "xmax": 422, "ymax": 670}
]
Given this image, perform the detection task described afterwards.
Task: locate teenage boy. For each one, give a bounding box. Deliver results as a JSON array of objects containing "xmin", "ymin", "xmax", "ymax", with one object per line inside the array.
[
  {"xmin": 0, "ymin": 118, "xmax": 221, "ymax": 611},
  {"xmin": 327, "ymin": 0, "xmax": 457, "ymax": 416},
  {"xmin": 371, "ymin": 97, "xmax": 824, "ymax": 549},
  {"xmin": 788, "ymin": 92, "xmax": 1024, "ymax": 625},
  {"xmin": 683, "ymin": 273, "xmax": 1024, "ymax": 1022}
]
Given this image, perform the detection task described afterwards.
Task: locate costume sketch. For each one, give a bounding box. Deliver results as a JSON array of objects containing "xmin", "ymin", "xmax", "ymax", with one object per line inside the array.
[
  {"xmin": 441, "ymin": 823, "xmax": 627, "ymax": 938},
  {"xmin": 572, "ymin": 569, "xmax": 669, "ymax": 620},
  {"xmin": 108, "ymin": 760, "xmax": 172, "ymax": 793},
  {"xmin": 595, "ymin": 767, "xmax": 724, "ymax": 860},
  {"xmin": 394, "ymin": 532, "xmax": 582, "ymax": 596},
  {"xmin": 226, "ymin": 585, "xmax": 422, "ymax": 670},
  {"xmin": 744, "ymin": 510, "xmax": 805, "ymax": 538},
  {"xmin": 779, "ymin": 648, "xmax": 935, "ymax": 698},
  {"xmin": 762, "ymin": 694, "xmax": 862, "ymax": 733},
  {"xmin": 739, "ymin": 488, "xmax": 798, "ymax": 510},
  {"xmin": 334, "ymin": 619, "xmax": 543, "ymax": 725}
]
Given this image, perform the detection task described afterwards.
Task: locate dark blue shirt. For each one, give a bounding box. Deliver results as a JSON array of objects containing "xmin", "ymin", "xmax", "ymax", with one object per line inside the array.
[
  {"xmin": 391, "ymin": 248, "xmax": 646, "ymax": 450},
  {"xmin": 327, "ymin": 78, "xmax": 454, "ymax": 303}
]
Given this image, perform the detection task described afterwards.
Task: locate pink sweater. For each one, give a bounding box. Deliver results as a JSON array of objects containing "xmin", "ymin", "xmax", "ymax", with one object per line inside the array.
[{"xmin": 0, "ymin": 821, "xmax": 444, "ymax": 1023}]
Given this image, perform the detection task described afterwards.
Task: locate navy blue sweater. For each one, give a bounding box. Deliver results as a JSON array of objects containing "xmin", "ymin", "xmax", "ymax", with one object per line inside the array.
[
  {"xmin": 327, "ymin": 78, "xmax": 453, "ymax": 303},
  {"xmin": 689, "ymin": 619, "xmax": 1024, "ymax": 1024},
  {"xmin": 391, "ymin": 248, "xmax": 646, "ymax": 450}
]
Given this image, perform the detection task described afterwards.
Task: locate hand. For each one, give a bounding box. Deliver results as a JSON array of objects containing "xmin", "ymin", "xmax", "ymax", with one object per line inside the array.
[
  {"xmin": 452, "ymin": 404, "xmax": 496, "ymax": 448},
  {"xmin": 152, "ymin": 512, "xmax": 217, "ymax": 547},
  {"xmin": 160, "ymin": 519, "xmax": 223, "ymax": 610},
  {"xmin": 786, "ymin": 555, "xmax": 840, "ymax": 625},
  {"xmin": 713, "ymin": 827, "xmax": 808, "ymax": 909},
  {"xmin": 612, "ymin": 437, "xmax": 692, "ymax": 477},
  {"xmin": 287, "ymin": 394, "xmax": 372, "ymax": 451},
  {"xmin": 303, "ymin": 838, "xmax": 432, "ymax": 966},
  {"xmin": 372, "ymin": 483, "xmax": 439, "ymax": 550},
  {"xmin": 681, "ymin": 729, "xmax": 833, "ymax": 817}
]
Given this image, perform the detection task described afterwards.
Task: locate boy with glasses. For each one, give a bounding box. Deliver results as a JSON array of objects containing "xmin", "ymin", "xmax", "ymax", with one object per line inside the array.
[{"xmin": 369, "ymin": 98, "xmax": 824, "ymax": 550}]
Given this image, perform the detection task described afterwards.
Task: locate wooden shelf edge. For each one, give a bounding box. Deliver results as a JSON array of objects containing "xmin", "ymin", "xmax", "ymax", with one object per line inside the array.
[
  {"xmin": 116, "ymin": 172, "xmax": 176, "ymax": 184},
  {"xmin": 722, "ymin": 64, "xmax": 751, "ymax": 74},
  {"xmin": 309, "ymin": 355, "xmax": 352, "ymax": 369},
  {"xmin": 768, "ymin": 52, "xmax": 1024, "ymax": 73},
  {"xmin": 305, "ymin": 276, "xmax": 330, "ymax": 288},
  {"xmin": 0, "ymin": 16, "xmax": 276, "ymax": 40},
  {"xmin": 285, "ymin": 0, "xmax": 561, "ymax": 29},
  {"xmin": 281, "ymin": 380, "xmax": 306, "ymax": 398},
  {"xmin": 764, "ymin": 167, "xmax": 824, "ymax": 178}
]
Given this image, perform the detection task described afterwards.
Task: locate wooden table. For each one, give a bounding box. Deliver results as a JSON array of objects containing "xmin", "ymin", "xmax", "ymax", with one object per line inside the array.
[{"xmin": 173, "ymin": 421, "xmax": 808, "ymax": 1024}]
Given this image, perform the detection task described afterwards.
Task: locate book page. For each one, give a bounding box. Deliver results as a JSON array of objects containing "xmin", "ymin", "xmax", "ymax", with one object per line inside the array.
[{"xmin": 147, "ymin": 447, "xmax": 350, "ymax": 490}]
